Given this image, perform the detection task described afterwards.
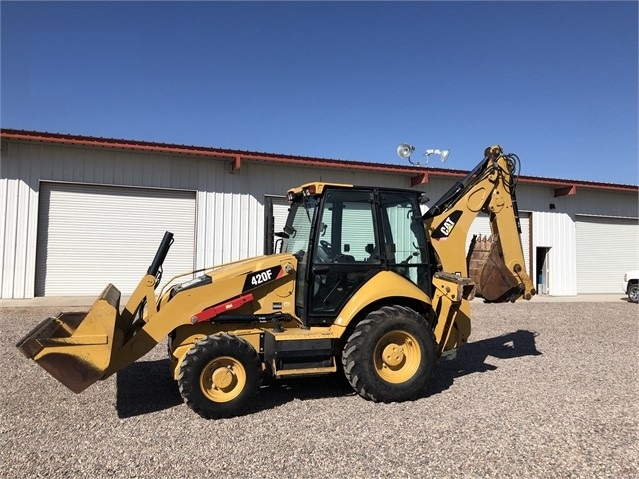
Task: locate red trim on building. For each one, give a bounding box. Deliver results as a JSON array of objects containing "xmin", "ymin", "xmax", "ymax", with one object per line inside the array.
[
  {"xmin": 230, "ymin": 155, "xmax": 241, "ymax": 174},
  {"xmin": 554, "ymin": 185, "xmax": 577, "ymax": 197},
  {"xmin": 2, "ymin": 129, "xmax": 637, "ymax": 193},
  {"xmin": 410, "ymin": 172, "xmax": 429, "ymax": 187}
]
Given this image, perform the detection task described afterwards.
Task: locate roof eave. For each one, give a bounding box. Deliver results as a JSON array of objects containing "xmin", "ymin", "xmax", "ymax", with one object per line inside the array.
[{"xmin": 1, "ymin": 129, "xmax": 637, "ymax": 192}]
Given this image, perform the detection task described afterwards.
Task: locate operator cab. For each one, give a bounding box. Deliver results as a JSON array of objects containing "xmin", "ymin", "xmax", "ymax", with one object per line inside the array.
[{"xmin": 282, "ymin": 183, "xmax": 433, "ymax": 327}]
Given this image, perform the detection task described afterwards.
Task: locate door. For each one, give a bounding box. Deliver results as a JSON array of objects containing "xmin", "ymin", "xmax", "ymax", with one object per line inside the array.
[
  {"xmin": 576, "ymin": 215, "xmax": 639, "ymax": 293},
  {"xmin": 307, "ymin": 189, "xmax": 381, "ymax": 324},
  {"xmin": 36, "ymin": 182, "xmax": 196, "ymax": 296},
  {"xmin": 536, "ymin": 247, "xmax": 550, "ymax": 295},
  {"xmin": 264, "ymin": 195, "xmax": 289, "ymax": 254}
]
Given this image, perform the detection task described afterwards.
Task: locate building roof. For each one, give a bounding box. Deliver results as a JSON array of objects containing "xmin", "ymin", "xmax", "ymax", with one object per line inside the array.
[{"xmin": 2, "ymin": 128, "xmax": 637, "ymax": 194}]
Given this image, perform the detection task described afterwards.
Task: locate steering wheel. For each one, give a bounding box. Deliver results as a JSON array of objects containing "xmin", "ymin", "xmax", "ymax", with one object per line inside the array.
[{"xmin": 317, "ymin": 240, "xmax": 334, "ymax": 263}]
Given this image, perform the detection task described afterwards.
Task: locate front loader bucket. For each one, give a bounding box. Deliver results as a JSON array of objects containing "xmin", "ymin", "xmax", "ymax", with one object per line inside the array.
[
  {"xmin": 16, "ymin": 284, "xmax": 132, "ymax": 393},
  {"xmin": 467, "ymin": 235, "xmax": 521, "ymax": 303}
]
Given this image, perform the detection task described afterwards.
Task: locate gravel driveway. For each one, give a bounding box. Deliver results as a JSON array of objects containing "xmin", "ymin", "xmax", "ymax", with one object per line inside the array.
[{"xmin": 1, "ymin": 300, "xmax": 637, "ymax": 479}]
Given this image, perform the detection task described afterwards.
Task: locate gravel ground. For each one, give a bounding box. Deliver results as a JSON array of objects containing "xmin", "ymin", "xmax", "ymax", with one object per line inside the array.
[{"xmin": 1, "ymin": 301, "xmax": 637, "ymax": 479}]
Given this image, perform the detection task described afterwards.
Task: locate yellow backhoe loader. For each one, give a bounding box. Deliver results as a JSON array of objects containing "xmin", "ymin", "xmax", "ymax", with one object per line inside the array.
[{"xmin": 17, "ymin": 145, "xmax": 535, "ymax": 419}]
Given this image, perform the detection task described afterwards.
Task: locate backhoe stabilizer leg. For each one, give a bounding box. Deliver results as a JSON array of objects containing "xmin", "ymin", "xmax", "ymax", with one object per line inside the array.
[{"xmin": 431, "ymin": 272, "xmax": 475, "ymax": 354}]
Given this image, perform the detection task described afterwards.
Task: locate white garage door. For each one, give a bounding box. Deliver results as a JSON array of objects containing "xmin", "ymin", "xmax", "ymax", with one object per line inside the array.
[
  {"xmin": 36, "ymin": 182, "xmax": 196, "ymax": 296},
  {"xmin": 466, "ymin": 213, "xmax": 531, "ymax": 275},
  {"xmin": 576, "ymin": 215, "xmax": 639, "ymax": 294}
]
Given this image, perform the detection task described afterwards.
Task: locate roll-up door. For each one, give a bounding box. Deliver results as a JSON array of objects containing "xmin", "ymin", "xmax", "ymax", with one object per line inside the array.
[
  {"xmin": 576, "ymin": 215, "xmax": 639, "ymax": 293},
  {"xmin": 36, "ymin": 182, "xmax": 196, "ymax": 296},
  {"xmin": 466, "ymin": 213, "xmax": 531, "ymax": 275}
]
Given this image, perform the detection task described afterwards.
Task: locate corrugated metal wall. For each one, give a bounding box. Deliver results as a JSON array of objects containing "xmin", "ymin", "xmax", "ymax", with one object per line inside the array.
[
  {"xmin": 1, "ymin": 138, "xmax": 637, "ymax": 298},
  {"xmin": 2, "ymin": 141, "xmax": 213, "ymax": 298},
  {"xmin": 0, "ymin": 140, "xmax": 411, "ymax": 298},
  {"xmin": 1, "ymin": 177, "xmax": 37, "ymax": 298}
]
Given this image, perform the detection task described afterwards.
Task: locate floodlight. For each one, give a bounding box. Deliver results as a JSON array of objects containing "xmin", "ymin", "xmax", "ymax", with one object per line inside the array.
[
  {"xmin": 396, "ymin": 144, "xmax": 415, "ymax": 160},
  {"xmin": 425, "ymin": 149, "xmax": 450, "ymax": 163}
]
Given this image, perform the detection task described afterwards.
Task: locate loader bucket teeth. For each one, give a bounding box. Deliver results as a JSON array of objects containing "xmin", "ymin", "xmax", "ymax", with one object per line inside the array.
[
  {"xmin": 468, "ymin": 235, "xmax": 521, "ymax": 303},
  {"xmin": 16, "ymin": 284, "xmax": 132, "ymax": 393}
]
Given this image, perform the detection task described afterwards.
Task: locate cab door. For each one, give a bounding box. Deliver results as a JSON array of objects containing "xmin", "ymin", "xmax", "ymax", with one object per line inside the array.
[
  {"xmin": 306, "ymin": 189, "xmax": 382, "ymax": 325},
  {"xmin": 378, "ymin": 191, "xmax": 432, "ymax": 295}
]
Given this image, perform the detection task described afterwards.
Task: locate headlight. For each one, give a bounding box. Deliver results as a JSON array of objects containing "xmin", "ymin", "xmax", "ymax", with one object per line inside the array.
[{"xmin": 170, "ymin": 275, "xmax": 213, "ymax": 299}]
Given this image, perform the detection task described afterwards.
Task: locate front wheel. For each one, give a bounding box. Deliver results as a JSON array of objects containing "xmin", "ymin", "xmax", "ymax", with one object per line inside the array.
[
  {"xmin": 341, "ymin": 305, "xmax": 437, "ymax": 403},
  {"xmin": 178, "ymin": 334, "xmax": 262, "ymax": 419},
  {"xmin": 628, "ymin": 284, "xmax": 639, "ymax": 303}
]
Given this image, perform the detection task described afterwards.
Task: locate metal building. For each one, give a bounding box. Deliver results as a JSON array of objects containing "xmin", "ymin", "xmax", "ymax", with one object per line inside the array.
[{"xmin": 1, "ymin": 129, "xmax": 637, "ymax": 299}]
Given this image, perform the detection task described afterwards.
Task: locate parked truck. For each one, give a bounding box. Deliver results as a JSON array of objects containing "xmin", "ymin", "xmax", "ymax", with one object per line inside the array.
[{"xmin": 623, "ymin": 270, "xmax": 639, "ymax": 303}]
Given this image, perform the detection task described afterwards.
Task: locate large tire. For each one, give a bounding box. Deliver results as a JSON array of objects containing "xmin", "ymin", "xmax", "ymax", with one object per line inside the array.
[
  {"xmin": 178, "ymin": 333, "xmax": 262, "ymax": 419},
  {"xmin": 628, "ymin": 283, "xmax": 639, "ymax": 303},
  {"xmin": 342, "ymin": 305, "xmax": 437, "ymax": 403}
]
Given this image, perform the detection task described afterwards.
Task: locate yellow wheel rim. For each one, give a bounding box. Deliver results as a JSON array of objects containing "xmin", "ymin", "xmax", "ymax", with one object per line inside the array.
[
  {"xmin": 199, "ymin": 356, "xmax": 247, "ymax": 403},
  {"xmin": 374, "ymin": 330, "xmax": 421, "ymax": 384}
]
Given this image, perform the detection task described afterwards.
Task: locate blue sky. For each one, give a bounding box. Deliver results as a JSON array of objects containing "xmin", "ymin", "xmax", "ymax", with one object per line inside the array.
[{"xmin": 1, "ymin": 1, "xmax": 637, "ymax": 184}]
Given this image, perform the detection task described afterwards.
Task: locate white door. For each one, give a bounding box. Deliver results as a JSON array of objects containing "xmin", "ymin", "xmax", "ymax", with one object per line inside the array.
[
  {"xmin": 536, "ymin": 247, "xmax": 551, "ymax": 295},
  {"xmin": 270, "ymin": 196, "xmax": 290, "ymax": 253},
  {"xmin": 36, "ymin": 182, "xmax": 196, "ymax": 296},
  {"xmin": 576, "ymin": 215, "xmax": 639, "ymax": 293}
]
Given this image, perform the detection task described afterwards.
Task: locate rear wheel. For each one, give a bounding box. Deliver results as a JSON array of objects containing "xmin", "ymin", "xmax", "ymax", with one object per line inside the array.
[
  {"xmin": 628, "ymin": 283, "xmax": 639, "ymax": 303},
  {"xmin": 341, "ymin": 305, "xmax": 437, "ymax": 403},
  {"xmin": 178, "ymin": 334, "xmax": 262, "ymax": 419}
]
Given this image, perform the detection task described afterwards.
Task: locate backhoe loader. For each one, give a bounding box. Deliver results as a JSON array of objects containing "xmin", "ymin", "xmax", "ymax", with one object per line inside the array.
[{"xmin": 17, "ymin": 145, "xmax": 535, "ymax": 419}]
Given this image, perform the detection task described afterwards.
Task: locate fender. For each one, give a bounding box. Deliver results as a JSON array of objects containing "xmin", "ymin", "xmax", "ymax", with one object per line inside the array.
[{"xmin": 330, "ymin": 271, "xmax": 432, "ymax": 335}]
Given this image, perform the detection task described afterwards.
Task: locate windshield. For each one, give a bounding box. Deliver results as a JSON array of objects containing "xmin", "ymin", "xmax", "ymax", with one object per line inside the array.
[{"xmin": 283, "ymin": 197, "xmax": 317, "ymax": 256}]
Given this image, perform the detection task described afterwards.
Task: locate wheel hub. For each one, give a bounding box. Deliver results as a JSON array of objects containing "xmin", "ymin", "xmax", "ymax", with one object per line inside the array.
[
  {"xmin": 211, "ymin": 366, "xmax": 234, "ymax": 389},
  {"xmin": 374, "ymin": 331, "xmax": 421, "ymax": 384},
  {"xmin": 199, "ymin": 356, "xmax": 247, "ymax": 403},
  {"xmin": 382, "ymin": 343, "xmax": 405, "ymax": 367}
]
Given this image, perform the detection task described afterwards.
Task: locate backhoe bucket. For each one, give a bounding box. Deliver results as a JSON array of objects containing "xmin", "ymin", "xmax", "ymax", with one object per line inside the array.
[
  {"xmin": 467, "ymin": 235, "xmax": 521, "ymax": 303},
  {"xmin": 16, "ymin": 284, "xmax": 132, "ymax": 393}
]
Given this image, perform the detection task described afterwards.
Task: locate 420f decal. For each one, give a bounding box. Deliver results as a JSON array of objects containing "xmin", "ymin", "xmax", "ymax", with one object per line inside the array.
[
  {"xmin": 242, "ymin": 266, "xmax": 283, "ymax": 292},
  {"xmin": 431, "ymin": 210, "xmax": 463, "ymax": 239}
]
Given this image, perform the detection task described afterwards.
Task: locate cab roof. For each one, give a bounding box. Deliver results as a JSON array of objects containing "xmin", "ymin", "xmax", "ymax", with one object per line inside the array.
[
  {"xmin": 287, "ymin": 182, "xmax": 353, "ymax": 197},
  {"xmin": 286, "ymin": 182, "xmax": 427, "ymax": 200}
]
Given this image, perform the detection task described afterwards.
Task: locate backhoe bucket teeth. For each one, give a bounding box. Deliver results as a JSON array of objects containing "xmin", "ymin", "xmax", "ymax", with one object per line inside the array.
[
  {"xmin": 467, "ymin": 235, "xmax": 521, "ymax": 303},
  {"xmin": 16, "ymin": 284, "xmax": 132, "ymax": 393}
]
